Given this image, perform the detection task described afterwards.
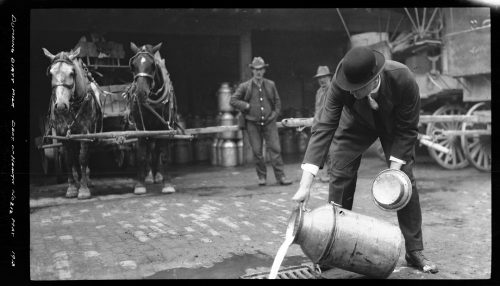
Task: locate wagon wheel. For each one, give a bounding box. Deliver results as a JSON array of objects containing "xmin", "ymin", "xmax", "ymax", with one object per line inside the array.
[
  {"xmin": 426, "ymin": 104, "xmax": 469, "ymax": 169},
  {"xmin": 461, "ymin": 102, "xmax": 491, "ymax": 172}
]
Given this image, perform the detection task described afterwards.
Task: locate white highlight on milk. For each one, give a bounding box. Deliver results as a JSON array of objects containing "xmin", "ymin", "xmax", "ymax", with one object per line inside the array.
[{"xmin": 268, "ymin": 235, "xmax": 294, "ymax": 279}]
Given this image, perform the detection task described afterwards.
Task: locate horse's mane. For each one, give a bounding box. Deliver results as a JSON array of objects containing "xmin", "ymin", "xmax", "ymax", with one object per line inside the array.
[
  {"xmin": 153, "ymin": 51, "xmax": 173, "ymax": 100},
  {"xmin": 72, "ymin": 57, "xmax": 87, "ymax": 99}
]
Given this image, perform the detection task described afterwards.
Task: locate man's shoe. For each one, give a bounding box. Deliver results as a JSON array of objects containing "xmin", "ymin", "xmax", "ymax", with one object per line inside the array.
[
  {"xmin": 278, "ymin": 177, "xmax": 292, "ymax": 185},
  {"xmin": 258, "ymin": 178, "xmax": 266, "ymax": 186},
  {"xmin": 405, "ymin": 250, "xmax": 439, "ymax": 274}
]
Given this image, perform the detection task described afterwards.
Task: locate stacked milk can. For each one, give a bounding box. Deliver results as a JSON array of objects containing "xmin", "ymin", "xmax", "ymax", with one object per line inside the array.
[
  {"xmin": 173, "ymin": 114, "xmax": 212, "ymax": 165},
  {"xmin": 174, "ymin": 114, "xmax": 193, "ymax": 164},
  {"xmin": 211, "ymin": 83, "xmax": 244, "ymax": 167},
  {"xmin": 191, "ymin": 115, "xmax": 211, "ymax": 163}
]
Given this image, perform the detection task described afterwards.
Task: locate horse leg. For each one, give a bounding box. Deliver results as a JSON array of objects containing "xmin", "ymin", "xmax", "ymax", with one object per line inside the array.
[
  {"xmin": 145, "ymin": 145, "xmax": 154, "ymax": 184},
  {"xmin": 157, "ymin": 140, "xmax": 175, "ymax": 194},
  {"xmin": 63, "ymin": 142, "xmax": 78, "ymax": 198},
  {"xmin": 86, "ymin": 166, "xmax": 92, "ymax": 187},
  {"xmin": 77, "ymin": 141, "xmax": 92, "ymax": 200},
  {"xmin": 150, "ymin": 140, "xmax": 162, "ymax": 184},
  {"xmin": 134, "ymin": 139, "xmax": 147, "ymax": 195}
]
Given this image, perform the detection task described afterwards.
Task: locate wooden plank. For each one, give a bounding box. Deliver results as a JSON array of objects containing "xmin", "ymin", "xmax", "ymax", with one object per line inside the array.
[
  {"xmin": 443, "ymin": 26, "xmax": 490, "ymax": 77},
  {"xmin": 460, "ymin": 75, "xmax": 491, "ymax": 102}
]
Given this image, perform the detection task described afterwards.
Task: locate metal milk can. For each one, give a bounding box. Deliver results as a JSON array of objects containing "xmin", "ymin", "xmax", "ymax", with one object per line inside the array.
[
  {"xmin": 296, "ymin": 131, "xmax": 309, "ymax": 153},
  {"xmin": 216, "ymin": 138, "xmax": 224, "ymax": 166},
  {"xmin": 236, "ymin": 139, "xmax": 244, "ymax": 166},
  {"xmin": 174, "ymin": 140, "xmax": 192, "ymax": 164},
  {"xmin": 287, "ymin": 203, "xmax": 403, "ymax": 278},
  {"xmin": 220, "ymin": 112, "xmax": 237, "ymax": 139},
  {"xmin": 193, "ymin": 137, "xmax": 209, "ymax": 162},
  {"xmin": 217, "ymin": 83, "xmax": 234, "ymax": 112},
  {"xmin": 210, "ymin": 138, "xmax": 219, "ymax": 166},
  {"xmin": 281, "ymin": 129, "xmax": 297, "ymax": 154},
  {"xmin": 220, "ymin": 139, "xmax": 238, "ymax": 167}
]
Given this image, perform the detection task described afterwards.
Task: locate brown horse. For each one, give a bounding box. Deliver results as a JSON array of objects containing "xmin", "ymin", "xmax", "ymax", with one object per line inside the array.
[
  {"xmin": 127, "ymin": 42, "xmax": 178, "ymax": 195},
  {"xmin": 42, "ymin": 47, "xmax": 103, "ymax": 199}
]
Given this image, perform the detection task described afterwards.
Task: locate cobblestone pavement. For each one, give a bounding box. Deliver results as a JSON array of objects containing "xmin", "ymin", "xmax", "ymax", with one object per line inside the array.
[{"xmin": 29, "ymin": 155, "xmax": 491, "ymax": 280}]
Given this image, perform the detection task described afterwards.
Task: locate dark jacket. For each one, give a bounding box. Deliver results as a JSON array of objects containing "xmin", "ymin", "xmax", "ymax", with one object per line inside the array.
[
  {"xmin": 230, "ymin": 78, "xmax": 282, "ymax": 124},
  {"xmin": 314, "ymin": 85, "xmax": 329, "ymax": 119},
  {"xmin": 304, "ymin": 60, "xmax": 420, "ymax": 166}
]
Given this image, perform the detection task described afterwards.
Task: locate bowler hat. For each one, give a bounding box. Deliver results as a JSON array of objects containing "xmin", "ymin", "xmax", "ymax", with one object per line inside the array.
[
  {"xmin": 313, "ymin": 66, "xmax": 333, "ymax": 78},
  {"xmin": 335, "ymin": 46, "xmax": 385, "ymax": 91},
  {"xmin": 249, "ymin": 57, "xmax": 269, "ymax": 69}
]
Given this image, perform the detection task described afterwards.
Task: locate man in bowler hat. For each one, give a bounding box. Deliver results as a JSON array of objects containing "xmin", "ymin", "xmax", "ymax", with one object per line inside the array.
[
  {"xmin": 313, "ymin": 66, "xmax": 334, "ymax": 183},
  {"xmin": 292, "ymin": 46, "xmax": 438, "ymax": 273},
  {"xmin": 230, "ymin": 57, "xmax": 292, "ymax": 186}
]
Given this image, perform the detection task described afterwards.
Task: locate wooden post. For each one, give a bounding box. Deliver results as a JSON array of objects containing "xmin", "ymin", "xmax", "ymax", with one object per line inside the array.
[
  {"xmin": 239, "ymin": 30, "xmax": 254, "ymax": 164},
  {"xmin": 240, "ymin": 30, "xmax": 252, "ymax": 82}
]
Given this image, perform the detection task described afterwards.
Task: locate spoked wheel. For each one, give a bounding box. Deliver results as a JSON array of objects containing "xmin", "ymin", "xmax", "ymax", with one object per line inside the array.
[
  {"xmin": 426, "ymin": 104, "xmax": 469, "ymax": 169},
  {"xmin": 461, "ymin": 102, "xmax": 491, "ymax": 172}
]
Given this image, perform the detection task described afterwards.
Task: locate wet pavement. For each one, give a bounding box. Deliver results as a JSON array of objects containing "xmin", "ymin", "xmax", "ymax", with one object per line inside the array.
[{"xmin": 29, "ymin": 152, "xmax": 491, "ymax": 280}]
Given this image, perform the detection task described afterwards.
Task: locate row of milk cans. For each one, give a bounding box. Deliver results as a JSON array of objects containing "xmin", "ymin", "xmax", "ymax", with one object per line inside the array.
[{"xmin": 211, "ymin": 83, "xmax": 246, "ymax": 167}]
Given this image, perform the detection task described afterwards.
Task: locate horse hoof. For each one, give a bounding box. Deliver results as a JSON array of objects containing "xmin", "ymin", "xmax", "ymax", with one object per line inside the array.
[
  {"xmin": 66, "ymin": 185, "xmax": 78, "ymax": 198},
  {"xmin": 154, "ymin": 173, "xmax": 164, "ymax": 184},
  {"xmin": 77, "ymin": 188, "xmax": 91, "ymax": 200},
  {"xmin": 161, "ymin": 185, "xmax": 175, "ymax": 194},
  {"xmin": 134, "ymin": 186, "xmax": 147, "ymax": 195},
  {"xmin": 145, "ymin": 171, "xmax": 154, "ymax": 184}
]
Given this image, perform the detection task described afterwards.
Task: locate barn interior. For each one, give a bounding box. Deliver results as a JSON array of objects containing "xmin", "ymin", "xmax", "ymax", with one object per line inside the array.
[{"xmin": 30, "ymin": 8, "xmax": 490, "ymax": 178}]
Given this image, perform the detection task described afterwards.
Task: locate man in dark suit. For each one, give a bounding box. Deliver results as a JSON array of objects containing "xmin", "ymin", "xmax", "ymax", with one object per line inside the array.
[
  {"xmin": 230, "ymin": 57, "xmax": 292, "ymax": 186},
  {"xmin": 292, "ymin": 46, "xmax": 438, "ymax": 273}
]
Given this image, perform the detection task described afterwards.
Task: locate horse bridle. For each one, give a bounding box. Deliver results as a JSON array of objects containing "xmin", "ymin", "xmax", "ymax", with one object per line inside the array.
[
  {"xmin": 47, "ymin": 57, "xmax": 77, "ymax": 97},
  {"xmin": 129, "ymin": 50, "xmax": 157, "ymax": 87}
]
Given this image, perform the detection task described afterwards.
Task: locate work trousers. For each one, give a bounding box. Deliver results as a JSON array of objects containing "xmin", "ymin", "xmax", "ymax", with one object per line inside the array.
[
  {"xmin": 246, "ymin": 120, "xmax": 285, "ymax": 181},
  {"xmin": 327, "ymin": 116, "xmax": 424, "ymax": 252}
]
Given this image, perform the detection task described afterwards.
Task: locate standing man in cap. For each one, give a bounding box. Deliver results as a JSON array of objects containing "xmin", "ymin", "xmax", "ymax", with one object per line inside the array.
[
  {"xmin": 313, "ymin": 66, "xmax": 334, "ymax": 183},
  {"xmin": 292, "ymin": 46, "xmax": 438, "ymax": 273},
  {"xmin": 230, "ymin": 57, "xmax": 292, "ymax": 186}
]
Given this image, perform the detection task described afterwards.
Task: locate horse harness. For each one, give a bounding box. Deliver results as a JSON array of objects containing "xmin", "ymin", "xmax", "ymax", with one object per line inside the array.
[{"xmin": 127, "ymin": 50, "xmax": 179, "ymax": 132}]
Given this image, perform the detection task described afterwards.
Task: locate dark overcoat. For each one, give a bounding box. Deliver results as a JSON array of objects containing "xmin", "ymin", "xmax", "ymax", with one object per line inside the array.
[{"xmin": 304, "ymin": 60, "xmax": 420, "ymax": 168}]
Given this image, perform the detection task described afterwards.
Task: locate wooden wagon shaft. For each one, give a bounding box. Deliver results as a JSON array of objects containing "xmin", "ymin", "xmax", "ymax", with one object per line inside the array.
[
  {"xmin": 417, "ymin": 134, "xmax": 451, "ymax": 154},
  {"xmin": 419, "ymin": 115, "xmax": 491, "ymax": 124},
  {"xmin": 281, "ymin": 118, "xmax": 314, "ymax": 128},
  {"xmin": 38, "ymin": 142, "xmax": 63, "ymax": 149},
  {"xmin": 183, "ymin": 125, "xmax": 240, "ymax": 135},
  {"xmin": 49, "ymin": 130, "xmax": 180, "ymax": 140},
  {"xmin": 281, "ymin": 115, "xmax": 491, "ymax": 127},
  {"xmin": 280, "ymin": 117, "xmax": 452, "ymax": 154},
  {"xmin": 153, "ymin": 135, "xmax": 194, "ymax": 140},
  {"xmin": 45, "ymin": 135, "xmax": 94, "ymax": 142},
  {"xmin": 434, "ymin": 130, "xmax": 491, "ymax": 137}
]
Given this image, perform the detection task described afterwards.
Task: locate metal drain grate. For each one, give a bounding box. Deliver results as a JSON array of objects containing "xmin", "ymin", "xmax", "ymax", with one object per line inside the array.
[{"xmin": 240, "ymin": 264, "xmax": 322, "ymax": 279}]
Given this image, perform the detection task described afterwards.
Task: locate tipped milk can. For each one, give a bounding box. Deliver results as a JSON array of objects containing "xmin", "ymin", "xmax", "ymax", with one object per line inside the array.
[{"xmin": 286, "ymin": 203, "xmax": 403, "ymax": 278}]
